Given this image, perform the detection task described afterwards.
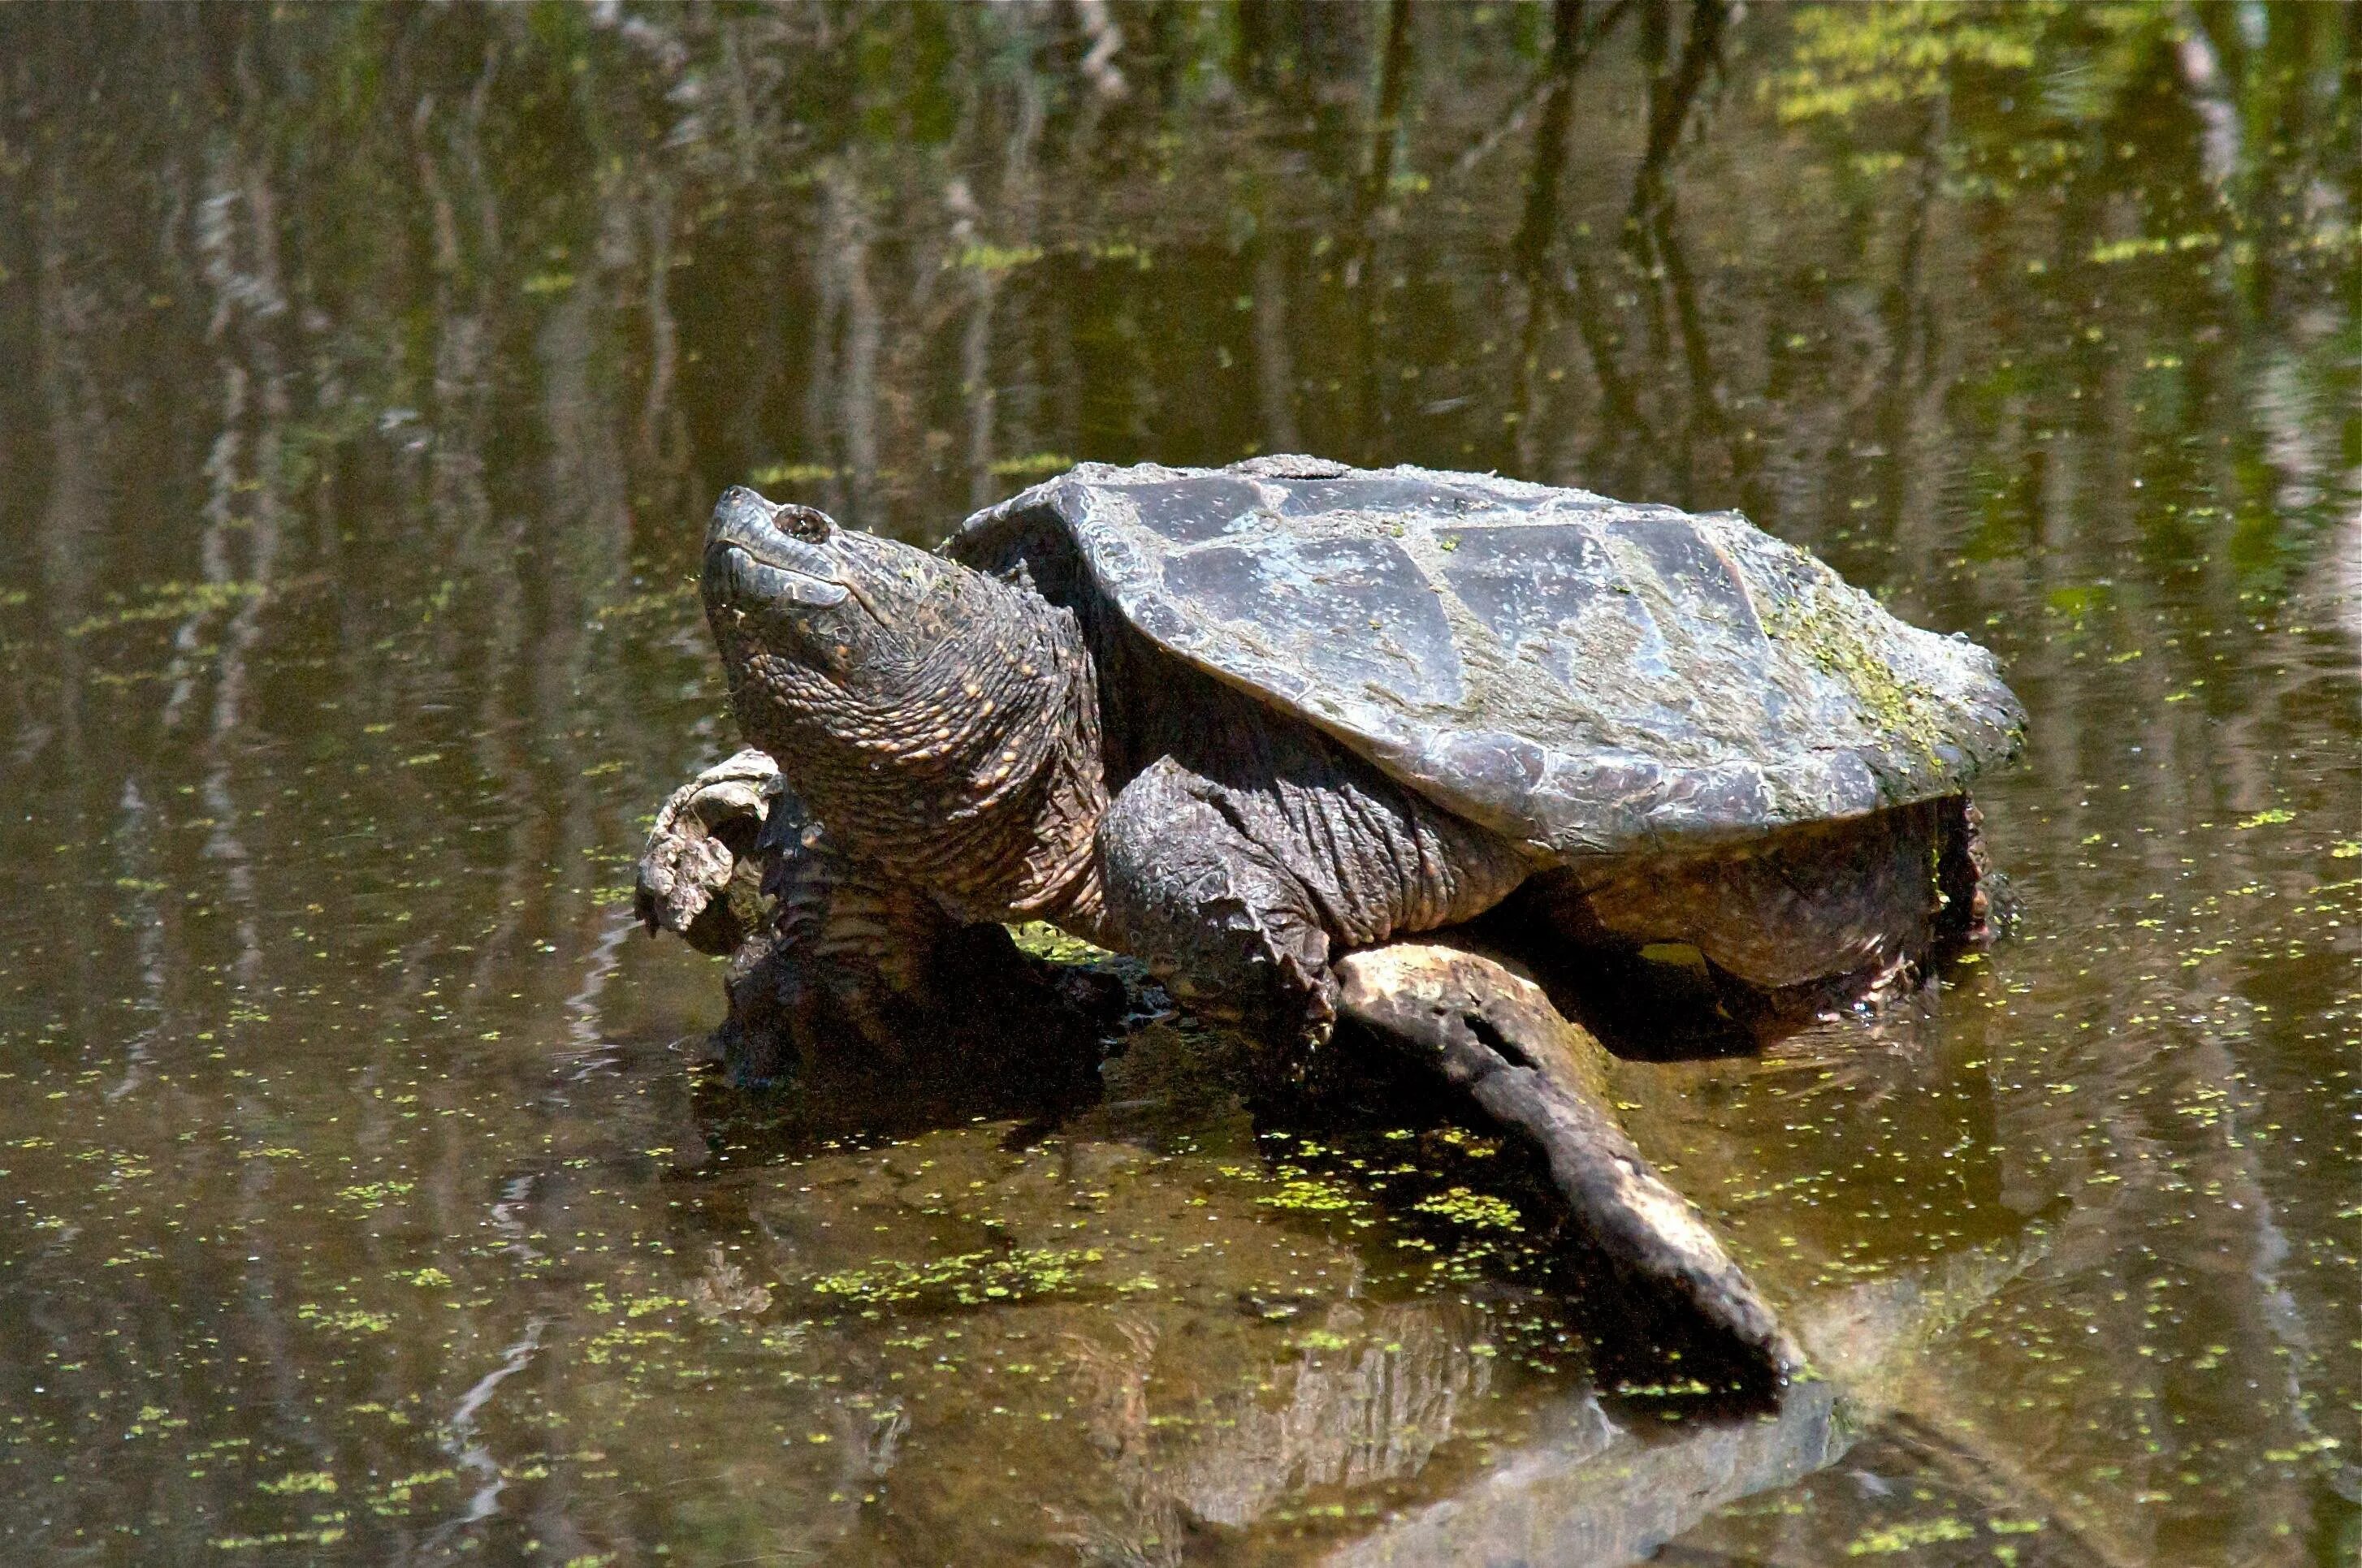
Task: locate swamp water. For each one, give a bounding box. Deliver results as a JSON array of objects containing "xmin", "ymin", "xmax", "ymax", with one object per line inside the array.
[{"xmin": 0, "ymin": 6, "xmax": 2356, "ymax": 1564}]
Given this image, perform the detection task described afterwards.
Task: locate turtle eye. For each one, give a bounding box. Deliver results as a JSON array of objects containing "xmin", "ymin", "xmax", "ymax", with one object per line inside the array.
[{"xmin": 777, "ymin": 506, "xmax": 834, "ymax": 544}]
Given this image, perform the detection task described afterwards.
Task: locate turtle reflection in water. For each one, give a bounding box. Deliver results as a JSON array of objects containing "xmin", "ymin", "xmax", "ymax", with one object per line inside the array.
[
  {"xmin": 635, "ymin": 457, "xmax": 2024, "ymax": 1376},
  {"xmin": 664, "ymin": 996, "xmax": 2079, "ymax": 1566}
]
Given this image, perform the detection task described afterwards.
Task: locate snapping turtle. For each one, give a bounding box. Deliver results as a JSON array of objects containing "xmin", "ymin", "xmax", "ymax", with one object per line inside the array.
[{"xmin": 641, "ymin": 456, "xmax": 2022, "ymax": 1373}]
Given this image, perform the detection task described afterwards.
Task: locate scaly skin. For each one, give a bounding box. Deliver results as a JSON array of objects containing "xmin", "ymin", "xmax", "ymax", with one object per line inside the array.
[{"xmin": 703, "ymin": 487, "xmax": 1108, "ymax": 931}]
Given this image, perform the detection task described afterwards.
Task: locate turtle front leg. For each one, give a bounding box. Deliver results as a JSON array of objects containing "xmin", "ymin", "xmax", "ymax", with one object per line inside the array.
[
  {"xmin": 635, "ymin": 748, "xmax": 783, "ymax": 957},
  {"xmin": 638, "ymin": 754, "xmax": 1118, "ymax": 1085},
  {"xmin": 1094, "ymin": 749, "xmax": 1529, "ymax": 1064},
  {"xmin": 1095, "ymin": 756, "xmax": 1343, "ymax": 1070},
  {"xmin": 636, "ymin": 751, "xmax": 954, "ymax": 1080}
]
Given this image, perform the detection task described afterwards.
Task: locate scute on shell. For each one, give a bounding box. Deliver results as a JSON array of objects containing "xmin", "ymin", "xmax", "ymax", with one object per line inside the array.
[{"xmin": 951, "ymin": 459, "xmax": 2023, "ymax": 857}]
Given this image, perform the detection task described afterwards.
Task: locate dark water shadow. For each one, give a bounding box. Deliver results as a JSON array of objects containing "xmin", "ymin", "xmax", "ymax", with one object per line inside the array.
[{"xmin": 675, "ymin": 1015, "xmax": 1112, "ymax": 1175}]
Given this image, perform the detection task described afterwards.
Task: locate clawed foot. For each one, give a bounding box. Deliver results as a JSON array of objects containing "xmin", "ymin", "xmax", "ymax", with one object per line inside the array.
[
  {"xmin": 635, "ymin": 748, "xmax": 783, "ymax": 956},
  {"xmin": 1335, "ymin": 942, "xmax": 1804, "ymax": 1384},
  {"xmin": 638, "ymin": 750, "xmax": 1125, "ymax": 1091}
]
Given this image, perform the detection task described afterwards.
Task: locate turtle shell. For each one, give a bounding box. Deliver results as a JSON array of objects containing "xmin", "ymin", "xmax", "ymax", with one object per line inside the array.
[{"xmin": 950, "ymin": 457, "xmax": 2023, "ymax": 857}]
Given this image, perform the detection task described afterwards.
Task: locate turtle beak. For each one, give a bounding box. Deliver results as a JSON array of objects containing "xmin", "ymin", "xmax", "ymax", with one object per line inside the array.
[{"xmin": 704, "ymin": 487, "xmax": 851, "ymax": 611}]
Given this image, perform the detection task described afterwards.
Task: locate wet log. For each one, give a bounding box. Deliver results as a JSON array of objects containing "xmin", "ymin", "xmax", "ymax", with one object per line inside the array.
[{"xmin": 1335, "ymin": 941, "xmax": 1803, "ymax": 1380}]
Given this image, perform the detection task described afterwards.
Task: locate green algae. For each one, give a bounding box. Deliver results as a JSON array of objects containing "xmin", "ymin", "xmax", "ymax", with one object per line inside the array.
[
  {"xmin": 1257, "ymin": 1176, "xmax": 1363, "ymax": 1216},
  {"xmin": 296, "ymin": 1304, "xmax": 394, "ymax": 1336},
  {"xmin": 986, "ymin": 452, "xmax": 1075, "ymax": 480},
  {"xmin": 748, "ymin": 461, "xmax": 841, "ymax": 487},
  {"xmin": 257, "ymin": 1470, "xmax": 339, "ymax": 1497},
  {"xmin": 810, "ymin": 1246, "xmax": 1103, "ymax": 1310},
  {"xmin": 1410, "ymin": 1186, "xmax": 1524, "ymax": 1233},
  {"xmin": 1760, "ymin": 570, "xmax": 1950, "ymax": 766},
  {"xmin": 63, "ymin": 579, "xmax": 268, "ymax": 638},
  {"xmin": 1772, "ymin": 5, "xmax": 2044, "ymax": 125},
  {"xmin": 1844, "ymin": 1515, "xmax": 1977, "ymax": 1555}
]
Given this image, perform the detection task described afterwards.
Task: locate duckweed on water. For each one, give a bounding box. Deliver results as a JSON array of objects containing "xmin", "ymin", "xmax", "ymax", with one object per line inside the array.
[
  {"xmin": 1844, "ymin": 1515, "xmax": 1977, "ymax": 1555},
  {"xmin": 208, "ymin": 1525, "xmax": 349, "ymax": 1553},
  {"xmin": 296, "ymin": 1304, "xmax": 394, "ymax": 1336},
  {"xmin": 1256, "ymin": 1177, "xmax": 1362, "ymax": 1216},
  {"xmin": 335, "ymin": 1180, "xmax": 415, "ymax": 1208},
  {"xmin": 986, "ymin": 451, "xmax": 1075, "ymax": 479},
  {"xmin": 748, "ymin": 460, "xmax": 842, "ymax": 486},
  {"xmin": 1411, "ymin": 1187, "xmax": 1524, "ymax": 1232},
  {"xmin": 63, "ymin": 578, "xmax": 269, "ymax": 637},
  {"xmin": 811, "ymin": 1246, "xmax": 1102, "ymax": 1309}
]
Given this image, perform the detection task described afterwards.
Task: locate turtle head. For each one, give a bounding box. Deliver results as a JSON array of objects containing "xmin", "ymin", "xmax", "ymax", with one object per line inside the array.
[
  {"xmin": 699, "ymin": 486, "xmax": 1109, "ymax": 926},
  {"xmin": 704, "ymin": 486, "xmax": 963, "ymax": 664}
]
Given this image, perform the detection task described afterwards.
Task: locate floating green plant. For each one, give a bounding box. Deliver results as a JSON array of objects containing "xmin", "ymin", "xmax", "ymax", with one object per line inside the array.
[
  {"xmin": 257, "ymin": 1471, "xmax": 338, "ymax": 1497},
  {"xmin": 811, "ymin": 1246, "xmax": 1101, "ymax": 1309},
  {"xmin": 1411, "ymin": 1186, "xmax": 1524, "ymax": 1232},
  {"xmin": 296, "ymin": 1304, "xmax": 392, "ymax": 1336},
  {"xmin": 748, "ymin": 461, "xmax": 841, "ymax": 487},
  {"xmin": 335, "ymin": 1181, "xmax": 413, "ymax": 1208},
  {"xmin": 987, "ymin": 452, "xmax": 1075, "ymax": 480},
  {"xmin": 950, "ymin": 241, "xmax": 1045, "ymax": 274},
  {"xmin": 65, "ymin": 580, "xmax": 266, "ymax": 637},
  {"xmin": 1845, "ymin": 1516, "xmax": 1975, "ymax": 1555},
  {"xmin": 1256, "ymin": 1177, "xmax": 1360, "ymax": 1216}
]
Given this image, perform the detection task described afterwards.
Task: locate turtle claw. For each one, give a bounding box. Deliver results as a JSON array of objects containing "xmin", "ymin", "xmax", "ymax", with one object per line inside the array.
[
  {"xmin": 1335, "ymin": 942, "xmax": 1804, "ymax": 1383},
  {"xmin": 635, "ymin": 748, "xmax": 784, "ymax": 953}
]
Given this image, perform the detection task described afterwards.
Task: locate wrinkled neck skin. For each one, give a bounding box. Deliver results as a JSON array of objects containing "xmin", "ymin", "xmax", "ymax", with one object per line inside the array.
[{"xmin": 712, "ymin": 545, "xmax": 1110, "ymax": 935}]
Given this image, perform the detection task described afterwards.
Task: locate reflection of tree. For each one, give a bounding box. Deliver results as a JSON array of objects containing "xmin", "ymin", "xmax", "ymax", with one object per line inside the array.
[
  {"xmin": 1508, "ymin": 0, "xmax": 1653, "ymax": 480},
  {"xmin": 809, "ymin": 162, "xmax": 882, "ymax": 526},
  {"xmin": 1343, "ymin": 0, "xmax": 1418, "ymax": 456},
  {"xmin": 1621, "ymin": 0, "xmax": 1729, "ymax": 494}
]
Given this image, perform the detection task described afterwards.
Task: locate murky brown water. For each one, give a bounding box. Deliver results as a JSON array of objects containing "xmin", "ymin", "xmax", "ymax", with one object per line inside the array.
[{"xmin": 2, "ymin": 6, "xmax": 2357, "ymax": 1565}]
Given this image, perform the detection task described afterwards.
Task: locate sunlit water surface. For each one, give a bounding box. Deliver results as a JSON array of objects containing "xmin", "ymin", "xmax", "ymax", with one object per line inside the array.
[{"xmin": 2, "ymin": 6, "xmax": 2357, "ymax": 1565}]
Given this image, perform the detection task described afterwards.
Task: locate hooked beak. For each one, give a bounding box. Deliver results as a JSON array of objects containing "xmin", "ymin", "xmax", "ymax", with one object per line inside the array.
[{"xmin": 705, "ymin": 486, "xmax": 850, "ymax": 610}]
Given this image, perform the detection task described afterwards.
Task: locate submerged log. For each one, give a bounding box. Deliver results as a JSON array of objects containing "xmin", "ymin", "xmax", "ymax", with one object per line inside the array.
[{"xmin": 1335, "ymin": 941, "xmax": 1803, "ymax": 1380}]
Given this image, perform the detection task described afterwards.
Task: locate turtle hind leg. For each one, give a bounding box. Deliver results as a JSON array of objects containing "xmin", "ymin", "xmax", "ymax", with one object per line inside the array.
[
  {"xmin": 1933, "ymin": 794, "xmax": 2015, "ymax": 949},
  {"xmin": 1335, "ymin": 941, "xmax": 1804, "ymax": 1386},
  {"xmin": 1525, "ymin": 799, "xmax": 1972, "ymax": 1050}
]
